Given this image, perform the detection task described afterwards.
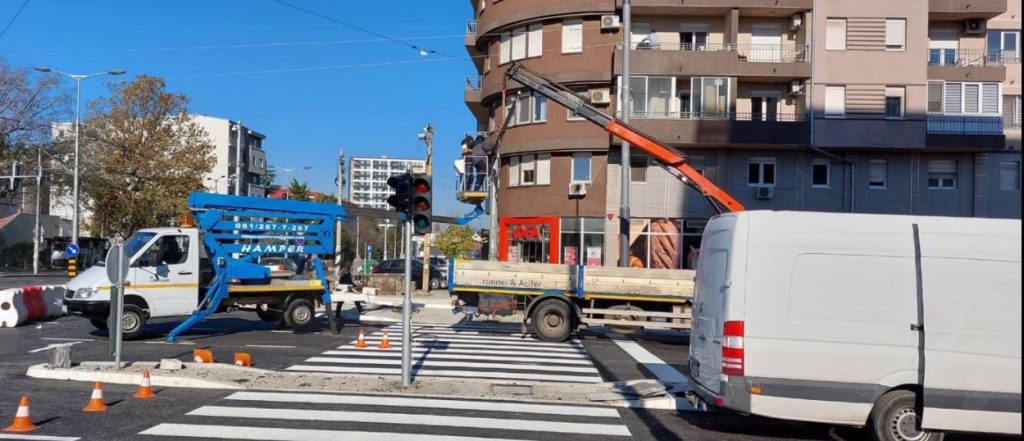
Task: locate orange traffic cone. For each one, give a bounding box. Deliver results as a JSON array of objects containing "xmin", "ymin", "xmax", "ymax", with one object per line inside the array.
[
  {"xmin": 133, "ymin": 370, "xmax": 156, "ymax": 399},
  {"xmin": 379, "ymin": 330, "xmax": 391, "ymax": 350},
  {"xmin": 355, "ymin": 328, "xmax": 367, "ymax": 349},
  {"xmin": 3, "ymin": 396, "xmax": 37, "ymax": 433},
  {"xmin": 82, "ymin": 382, "xmax": 109, "ymax": 413}
]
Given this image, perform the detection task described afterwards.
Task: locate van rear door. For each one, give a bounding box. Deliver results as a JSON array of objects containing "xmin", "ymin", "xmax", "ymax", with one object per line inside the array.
[{"xmin": 690, "ymin": 216, "xmax": 738, "ymax": 395}]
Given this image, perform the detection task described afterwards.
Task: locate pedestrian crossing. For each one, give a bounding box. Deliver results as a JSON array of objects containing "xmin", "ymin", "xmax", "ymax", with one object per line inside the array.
[
  {"xmin": 286, "ymin": 323, "xmax": 605, "ymax": 383},
  {"xmin": 139, "ymin": 391, "xmax": 633, "ymax": 440}
]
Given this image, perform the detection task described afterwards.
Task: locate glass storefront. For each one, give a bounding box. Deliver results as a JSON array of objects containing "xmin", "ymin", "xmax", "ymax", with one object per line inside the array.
[
  {"xmin": 627, "ymin": 218, "xmax": 705, "ymax": 270},
  {"xmin": 559, "ymin": 217, "xmax": 604, "ymax": 266}
]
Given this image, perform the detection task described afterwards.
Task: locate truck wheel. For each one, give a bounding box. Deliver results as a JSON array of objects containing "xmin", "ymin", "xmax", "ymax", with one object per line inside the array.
[
  {"xmin": 605, "ymin": 305, "xmax": 644, "ymax": 334},
  {"xmin": 256, "ymin": 307, "xmax": 282, "ymax": 323},
  {"xmin": 89, "ymin": 319, "xmax": 108, "ymax": 331},
  {"xmin": 531, "ymin": 300, "xmax": 573, "ymax": 342},
  {"xmin": 120, "ymin": 305, "xmax": 147, "ymax": 340},
  {"xmin": 284, "ymin": 298, "xmax": 316, "ymax": 331},
  {"xmin": 869, "ymin": 390, "xmax": 945, "ymax": 441}
]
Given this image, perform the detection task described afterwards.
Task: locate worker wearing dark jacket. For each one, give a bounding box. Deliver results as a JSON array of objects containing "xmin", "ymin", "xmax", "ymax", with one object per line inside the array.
[{"xmin": 470, "ymin": 135, "xmax": 496, "ymax": 191}]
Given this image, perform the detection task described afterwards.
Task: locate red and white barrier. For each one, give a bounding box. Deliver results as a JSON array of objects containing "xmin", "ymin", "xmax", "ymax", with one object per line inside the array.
[{"xmin": 0, "ymin": 285, "xmax": 67, "ymax": 328}]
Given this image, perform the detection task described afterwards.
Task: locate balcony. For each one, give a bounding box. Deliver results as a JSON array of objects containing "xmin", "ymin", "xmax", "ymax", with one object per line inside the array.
[
  {"xmin": 463, "ymin": 75, "xmax": 486, "ymax": 121},
  {"xmin": 616, "ymin": 111, "xmax": 809, "ymax": 147},
  {"xmin": 623, "ymin": 0, "xmax": 812, "ymax": 14},
  {"xmin": 926, "ymin": 115, "xmax": 1005, "ymax": 149},
  {"xmin": 465, "ymin": 20, "xmax": 483, "ymax": 71},
  {"xmin": 927, "ymin": 48, "xmax": 1007, "ymax": 82},
  {"xmin": 929, "ymin": 0, "xmax": 1006, "ymax": 20},
  {"xmin": 615, "ymin": 43, "xmax": 811, "ymax": 79}
]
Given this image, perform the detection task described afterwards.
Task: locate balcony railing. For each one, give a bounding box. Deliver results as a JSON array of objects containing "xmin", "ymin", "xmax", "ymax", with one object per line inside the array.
[
  {"xmin": 466, "ymin": 21, "xmax": 477, "ymax": 36},
  {"xmin": 465, "ymin": 76, "xmax": 483, "ymax": 91},
  {"xmin": 626, "ymin": 42, "xmax": 810, "ymax": 63},
  {"xmin": 927, "ymin": 115, "xmax": 1003, "ymax": 134},
  {"xmin": 928, "ymin": 48, "xmax": 1014, "ymax": 67},
  {"xmin": 620, "ymin": 111, "xmax": 806, "ymax": 122},
  {"xmin": 456, "ymin": 155, "xmax": 491, "ymax": 199}
]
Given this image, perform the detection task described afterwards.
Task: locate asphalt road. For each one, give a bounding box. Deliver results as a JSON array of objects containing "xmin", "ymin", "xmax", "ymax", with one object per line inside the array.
[
  {"xmin": 0, "ymin": 273, "xmax": 71, "ymax": 290},
  {"xmin": 0, "ymin": 312, "xmax": 1016, "ymax": 440}
]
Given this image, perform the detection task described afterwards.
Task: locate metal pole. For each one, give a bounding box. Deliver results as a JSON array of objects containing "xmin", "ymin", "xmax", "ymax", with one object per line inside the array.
[
  {"xmin": 114, "ymin": 245, "xmax": 125, "ymax": 368},
  {"xmin": 72, "ymin": 77, "xmax": 82, "ymax": 245},
  {"xmin": 33, "ymin": 147, "xmax": 41, "ymax": 275},
  {"xmin": 383, "ymin": 222, "xmax": 389, "ymax": 261},
  {"xmin": 335, "ymin": 149, "xmax": 344, "ymax": 254},
  {"xmin": 421, "ymin": 125, "xmax": 433, "ymax": 290},
  {"xmin": 234, "ymin": 121, "xmax": 244, "ymax": 195},
  {"xmin": 619, "ymin": 0, "xmax": 632, "ymax": 268},
  {"xmin": 401, "ymin": 218, "xmax": 413, "ymax": 387}
]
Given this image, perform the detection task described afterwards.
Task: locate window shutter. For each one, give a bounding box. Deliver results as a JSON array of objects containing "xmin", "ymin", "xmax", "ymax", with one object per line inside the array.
[
  {"xmin": 981, "ymin": 83, "xmax": 999, "ymax": 114},
  {"xmin": 500, "ymin": 32, "xmax": 511, "ymax": 64},
  {"xmin": 511, "ymin": 27, "xmax": 527, "ymax": 60},
  {"xmin": 509, "ymin": 156, "xmax": 520, "ymax": 187},
  {"xmin": 928, "ymin": 82, "xmax": 944, "ymax": 113},
  {"xmin": 964, "ymin": 84, "xmax": 980, "ymax": 113},
  {"xmin": 562, "ymin": 19, "xmax": 583, "ymax": 53},
  {"xmin": 869, "ymin": 159, "xmax": 888, "ymax": 187},
  {"xmin": 528, "ymin": 24, "xmax": 543, "ymax": 58},
  {"xmin": 826, "ymin": 19, "xmax": 847, "ymax": 50},
  {"xmin": 945, "ymin": 82, "xmax": 962, "ymax": 113},
  {"xmin": 1001, "ymin": 161, "xmax": 1021, "ymax": 191},
  {"xmin": 885, "ymin": 19, "xmax": 906, "ymax": 49},
  {"xmin": 929, "ymin": 160, "xmax": 957, "ymax": 174},
  {"xmin": 536, "ymin": 154, "xmax": 551, "ymax": 185},
  {"xmin": 825, "ymin": 86, "xmax": 846, "ymax": 117}
]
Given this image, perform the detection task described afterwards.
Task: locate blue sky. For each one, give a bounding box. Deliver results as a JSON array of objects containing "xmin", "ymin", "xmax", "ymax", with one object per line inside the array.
[{"xmin": 0, "ymin": 0, "xmax": 478, "ymax": 219}]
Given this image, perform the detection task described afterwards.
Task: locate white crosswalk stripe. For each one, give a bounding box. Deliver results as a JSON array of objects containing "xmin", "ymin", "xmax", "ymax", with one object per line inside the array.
[
  {"xmin": 138, "ymin": 391, "xmax": 633, "ymax": 440},
  {"xmin": 285, "ymin": 324, "xmax": 605, "ymax": 383}
]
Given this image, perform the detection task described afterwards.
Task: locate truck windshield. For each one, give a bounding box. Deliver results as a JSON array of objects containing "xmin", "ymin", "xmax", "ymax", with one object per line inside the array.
[{"xmin": 124, "ymin": 232, "xmax": 158, "ymax": 260}]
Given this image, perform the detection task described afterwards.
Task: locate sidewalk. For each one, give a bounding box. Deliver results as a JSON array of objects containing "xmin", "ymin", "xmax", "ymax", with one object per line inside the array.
[{"xmin": 0, "ymin": 270, "xmax": 67, "ymax": 278}]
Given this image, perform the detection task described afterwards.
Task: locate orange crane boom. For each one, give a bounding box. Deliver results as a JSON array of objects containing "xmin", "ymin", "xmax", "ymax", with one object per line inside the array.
[{"xmin": 505, "ymin": 62, "xmax": 745, "ymax": 213}]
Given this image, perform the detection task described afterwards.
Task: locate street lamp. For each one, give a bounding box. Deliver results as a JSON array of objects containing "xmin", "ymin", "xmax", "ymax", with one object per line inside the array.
[{"xmin": 33, "ymin": 66, "xmax": 126, "ymax": 246}]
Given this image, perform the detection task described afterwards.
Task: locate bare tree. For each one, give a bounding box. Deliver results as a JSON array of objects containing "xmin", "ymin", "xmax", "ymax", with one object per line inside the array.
[{"xmin": 0, "ymin": 58, "xmax": 69, "ymax": 157}]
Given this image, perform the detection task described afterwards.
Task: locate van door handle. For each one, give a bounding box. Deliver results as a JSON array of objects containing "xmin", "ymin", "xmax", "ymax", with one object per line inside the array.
[
  {"xmin": 911, "ymin": 324, "xmax": 924, "ymax": 331},
  {"xmin": 698, "ymin": 335, "xmax": 706, "ymax": 341},
  {"xmin": 178, "ymin": 271, "xmax": 193, "ymax": 276}
]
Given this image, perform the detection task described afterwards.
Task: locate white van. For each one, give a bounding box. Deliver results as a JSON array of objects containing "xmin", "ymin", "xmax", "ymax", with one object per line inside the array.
[{"xmin": 689, "ymin": 211, "xmax": 1021, "ymax": 441}]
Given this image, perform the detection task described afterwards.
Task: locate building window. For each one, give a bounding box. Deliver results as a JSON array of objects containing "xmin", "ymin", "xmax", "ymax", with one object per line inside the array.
[
  {"xmin": 1001, "ymin": 161, "xmax": 1021, "ymax": 191},
  {"xmin": 927, "ymin": 160, "xmax": 957, "ymax": 190},
  {"xmin": 572, "ymin": 153, "xmax": 592, "ymax": 183},
  {"xmin": 630, "ymin": 154, "xmax": 648, "ymax": 183},
  {"xmin": 1004, "ymin": 95, "xmax": 1022, "ymax": 129},
  {"xmin": 680, "ymin": 23, "xmax": 709, "ymax": 50},
  {"xmin": 499, "ymin": 32, "xmax": 511, "ymax": 64},
  {"xmin": 943, "ymin": 82, "xmax": 1001, "ymax": 115},
  {"xmin": 825, "ymin": 86, "xmax": 846, "ymax": 118},
  {"xmin": 885, "ymin": 86, "xmax": 905, "ymax": 119},
  {"xmin": 628, "ymin": 219, "xmax": 701, "ymax": 270},
  {"xmin": 622, "ymin": 76, "xmax": 676, "ymax": 118},
  {"xmin": 568, "ymin": 88, "xmax": 587, "ymax": 121},
  {"xmin": 812, "ymin": 158, "xmax": 831, "ymax": 188},
  {"xmin": 502, "ymin": 25, "xmax": 543, "ymax": 63},
  {"xmin": 562, "ymin": 19, "xmax": 583, "ymax": 54},
  {"xmin": 748, "ymin": 158, "xmax": 776, "ymax": 187},
  {"xmin": 826, "ymin": 19, "xmax": 847, "ymax": 51},
  {"xmin": 868, "ymin": 159, "xmax": 888, "ymax": 189},
  {"xmin": 690, "ymin": 77, "xmax": 730, "ymax": 117},
  {"xmin": 885, "ymin": 18, "xmax": 906, "ymax": 51},
  {"xmin": 528, "ymin": 24, "xmax": 543, "ymax": 58},
  {"xmin": 533, "ymin": 95, "xmax": 547, "ymax": 122},
  {"xmin": 511, "ymin": 27, "xmax": 527, "ymax": 60},
  {"xmin": 509, "ymin": 154, "xmax": 549, "ymax": 187},
  {"xmin": 520, "ymin": 154, "xmax": 536, "ymax": 185},
  {"xmin": 928, "ymin": 82, "xmax": 944, "ymax": 113},
  {"xmin": 988, "ymin": 30, "xmax": 1021, "ymax": 63},
  {"xmin": 560, "ymin": 218, "xmax": 604, "ymax": 266},
  {"xmin": 508, "ymin": 93, "xmax": 549, "ymax": 126},
  {"xmin": 488, "ymin": 102, "xmax": 497, "ymax": 132}
]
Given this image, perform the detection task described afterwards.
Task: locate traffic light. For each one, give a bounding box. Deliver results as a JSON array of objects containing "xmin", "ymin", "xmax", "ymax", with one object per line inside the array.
[
  {"xmin": 386, "ymin": 173, "xmax": 413, "ymax": 214},
  {"xmin": 411, "ymin": 173, "xmax": 432, "ymax": 236}
]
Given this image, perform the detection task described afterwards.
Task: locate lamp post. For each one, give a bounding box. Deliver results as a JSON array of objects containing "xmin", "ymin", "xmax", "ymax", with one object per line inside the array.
[
  {"xmin": 417, "ymin": 124, "xmax": 434, "ymax": 291},
  {"xmin": 33, "ymin": 66, "xmax": 126, "ymax": 247}
]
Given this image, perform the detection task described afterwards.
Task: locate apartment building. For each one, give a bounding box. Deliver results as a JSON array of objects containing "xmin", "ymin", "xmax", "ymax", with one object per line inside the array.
[
  {"xmin": 348, "ymin": 156, "xmax": 426, "ymax": 210},
  {"xmin": 192, "ymin": 115, "xmax": 269, "ymax": 197},
  {"xmin": 464, "ymin": 0, "xmax": 1021, "ymax": 268}
]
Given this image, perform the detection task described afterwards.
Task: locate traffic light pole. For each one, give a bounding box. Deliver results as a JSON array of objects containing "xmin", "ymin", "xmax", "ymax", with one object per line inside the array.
[
  {"xmin": 420, "ymin": 125, "xmax": 433, "ymax": 292},
  {"xmin": 401, "ymin": 216, "xmax": 414, "ymax": 387}
]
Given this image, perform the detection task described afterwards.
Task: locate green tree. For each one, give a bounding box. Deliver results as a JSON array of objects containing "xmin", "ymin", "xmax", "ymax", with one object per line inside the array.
[
  {"xmin": 315, "ymin": 193, "xmax": 338, "ymax": 204},
  {"xmin": 288, "ymin": 178, "xmax": 311, "ymax": 200},
  {"xmin": 435, "ymin": 225, "xmax": 477, "ymax": 259},
  {"xmin": 262, "ymin": 165, "xmax": 277, "ymax": 189},
  {"xmin": 74, "ymin": 75, "xmax": 214, "ymax": 239}
]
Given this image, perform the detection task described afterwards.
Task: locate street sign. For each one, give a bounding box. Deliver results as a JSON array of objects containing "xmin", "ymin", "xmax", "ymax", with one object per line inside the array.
[
  {"xmin": 105, "ymin": 245, "xmax": 129, "ymax": 284},
  {"xmin": 65, "ymin": 243, "xmax": 80, "ymax": 258}
]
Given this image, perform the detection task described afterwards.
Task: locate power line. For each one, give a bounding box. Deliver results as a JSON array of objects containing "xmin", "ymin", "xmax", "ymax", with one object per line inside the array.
[
  {"xmin": 0, "ymin": 0, "xmax": 30, "ymax": 41},
  {"xmin": 166, "ymin": 57, "xmax": 462, "ymax": 80}
]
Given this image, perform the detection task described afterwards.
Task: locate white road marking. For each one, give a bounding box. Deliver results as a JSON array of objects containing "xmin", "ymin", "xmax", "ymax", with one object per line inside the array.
[
  {"xmin": 27, "ymin": 342, "xmax": 83, "ymax": 353},
  {"xmin": 41, "ymin": 337, "xmax": 95, "ymax": 342},
  {"xmin": 140, "ymin": 423, "xmax": 527, "ymax": 441},
  {"xmin": 612, "ymin": 340, "xmax": 687, "ymax": 384},
  {"xmin": 244, "ymin": 344, "xmax": 297, "ymax": 349},
  {"xmin": 188, "ymin": 406, "xmax": 630, "ymax": 436},
  {"xmin": 0, "ymin": 434, "xmax": 81, "ymax": 441},
  {"xmin": 285, "ymin": 365, "xmax": 603, "ymax": 383},
  {"xmin": 304, "ymin": 357, "xmax": 601, "ymax": 373},
  {"xmin": 361, "ymin": 334, "xmax": 584, "ymax": 348},
  {"xmin": 336, "ymin": 341, "xmax": 587, "ymax": 354},
  {"xmin": 321, "ymin": 349, "xmax": 594, "ymax": 364},
  {"xmin": 225, "ymin": 391, "xmax": 620, "ymax": 417}
]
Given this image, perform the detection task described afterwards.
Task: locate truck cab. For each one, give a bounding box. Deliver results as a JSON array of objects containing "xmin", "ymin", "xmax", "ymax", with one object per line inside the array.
[{"xmin": 64, "ymin": 227, "xmax": 210, "ymax": 338}]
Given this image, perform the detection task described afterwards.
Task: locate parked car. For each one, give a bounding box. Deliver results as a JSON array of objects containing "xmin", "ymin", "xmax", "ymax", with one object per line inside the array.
[
  {"xmin": 261, "ymin": 256, "xmax": 298, "ymax": 278},
  {"xmin": 372, "ymin": 259, "xmax": 444, "ymax": 290},
  {"xmin": 689, "ymin": 211, "xmax": 1021, "ymax": 441}
]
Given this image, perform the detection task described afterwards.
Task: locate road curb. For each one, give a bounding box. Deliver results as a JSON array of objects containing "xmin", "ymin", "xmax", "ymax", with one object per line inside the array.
[{"xmin": 26, "ymin": 363, "xmax": 243, "ymax": 390}]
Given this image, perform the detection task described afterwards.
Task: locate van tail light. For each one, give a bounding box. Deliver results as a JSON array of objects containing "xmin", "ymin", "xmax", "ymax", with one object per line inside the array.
[{"xmin": 722, "ymin": 320, "xmax": 745, "ymax": 377}]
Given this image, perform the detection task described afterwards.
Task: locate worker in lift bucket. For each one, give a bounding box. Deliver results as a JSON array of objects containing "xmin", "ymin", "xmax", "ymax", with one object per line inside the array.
[{"xmin": 469, "ymin": 135, "xmax": 496, "ymax": 191}]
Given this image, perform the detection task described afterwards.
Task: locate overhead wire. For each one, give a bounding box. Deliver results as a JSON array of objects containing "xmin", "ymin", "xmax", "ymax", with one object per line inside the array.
[{"xmin": 0, "ymin": 0, "xmax": 30, "ymax": 41}]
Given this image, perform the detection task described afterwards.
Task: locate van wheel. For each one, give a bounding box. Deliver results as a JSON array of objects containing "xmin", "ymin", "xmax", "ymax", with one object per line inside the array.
[
  {"xmin": 869, "ymin": 390, "xmax": 945, "ymax": 441},
  {"xmin": 120, "ymin": 305, "xmax": 147, "ymax": 340},
  {"xmin": 429, "ymin": 277, "xmax": 442, "ymax": 291},
  {"xmin": 531, "ymin": 300, "xmax": 573, "ymax": 342},
  {"xmin": 284, "ymin": 298, "xmax": 316, "ymax": 331},
  {"xmin": 89, "ymin": 319, "xmax": 108, "ymax": 331}
]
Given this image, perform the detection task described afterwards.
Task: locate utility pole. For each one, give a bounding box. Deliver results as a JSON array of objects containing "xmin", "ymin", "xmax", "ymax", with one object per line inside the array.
[
  {"xmin": 33, "ymin": 148, "xmax": 42, "ymax": 275},
  {"xmin": 335, "ymin": 149, "xmax": 345, "ymax": 255},
  {"xmin": 234, "ymin": 121, "xmax": 244, "ymax": 196},
  {"xmin": 619, "ymin": 0, "xmax": 633, "ymax": 268},
  {"xmin": 401, "ymin": 216, "xmax": 413, "ymax": 386},
  {"xmin": 419, "ymin": 124, "xmax": 434, "ymax": 290}
]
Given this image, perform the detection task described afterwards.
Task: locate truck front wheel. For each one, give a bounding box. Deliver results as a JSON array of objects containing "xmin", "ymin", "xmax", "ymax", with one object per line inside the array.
[
  {"xmin": 531, "ymin": 299, "xmax": 574, "ymax": 342},
  {"xmin": 284, "ymin": 298, "xmax": 316, "ymax": 332},
  {"xmin": 120, "ymin": 305, "xmax": 147, "ymax": 340}
]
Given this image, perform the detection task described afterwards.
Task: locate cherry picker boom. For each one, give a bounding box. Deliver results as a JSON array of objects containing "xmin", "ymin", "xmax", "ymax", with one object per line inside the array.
[{"xmin": 504, "ymin": 62, "xmax": 745, "ymax": 213}]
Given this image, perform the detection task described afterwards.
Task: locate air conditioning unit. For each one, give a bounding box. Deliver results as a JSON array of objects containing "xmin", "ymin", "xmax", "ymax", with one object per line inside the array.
[
  {"xmin": 964, "ymin": 19, "xmax": 984, "ymax": 34},
  {"xmin": 755, "ymin": 186, "xmax": 775, "ymax": 200},
  {"xmin": 569, "ymin": 182, "xmax": 588, "ymax": 197},
  {"xmin": 790, "ymin": 79, "xmax": 805, "ymax": 95},
  {"xmin": 789, "ymin": 13, "xmax": 804, "ymax": 31},
  {"xmin": 590, "ymin": 88, "xmax": 612, "ymax": 104},
  {"xmin": 601, "ymin": 15, "xmax": 621, "ymax": 31}
]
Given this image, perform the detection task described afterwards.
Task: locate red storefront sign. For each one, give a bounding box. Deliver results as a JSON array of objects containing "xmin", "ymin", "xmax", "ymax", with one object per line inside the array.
[{"xmin": 498, "ymin": 217, "xmax": 560, "ymax": 263}]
